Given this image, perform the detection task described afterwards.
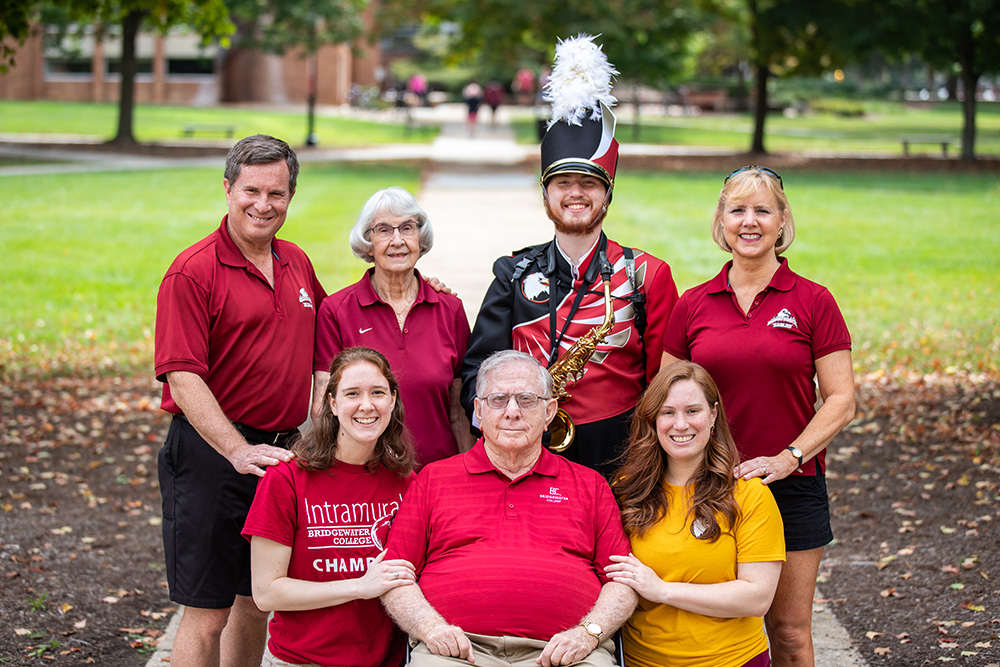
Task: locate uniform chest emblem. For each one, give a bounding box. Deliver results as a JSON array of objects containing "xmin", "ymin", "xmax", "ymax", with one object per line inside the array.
[
  {"xmin": 298, "ymin": 287, "xmax": 314, "ymax": 309},
  {"xmin": 767, "ymin": 308, "xmax": 797, "ymax": 330},
  {"xmin": 521, "ymin": 272, "xmax": 550, "ymax": 303}
]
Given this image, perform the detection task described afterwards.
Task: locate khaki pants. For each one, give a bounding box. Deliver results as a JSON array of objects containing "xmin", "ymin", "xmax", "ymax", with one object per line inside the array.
[
  {"xmin": 260, "ymin": 645, "xmax": 325, "ymax": 667},
  {"xmin": 408, "ymin": 632, "xmax": 617, "ymax": 667}
]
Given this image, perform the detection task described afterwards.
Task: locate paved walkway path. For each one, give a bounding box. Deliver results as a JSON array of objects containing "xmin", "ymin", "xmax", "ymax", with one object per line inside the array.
[{"xmin": 18, "ymin": 107, "xmax": 863, "ymax": 667}]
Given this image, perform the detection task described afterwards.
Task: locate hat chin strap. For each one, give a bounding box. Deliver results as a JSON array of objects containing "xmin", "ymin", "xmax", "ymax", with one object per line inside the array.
[{"xmin": 541, "ymin": 184, "xmax": 613, "ymax": 232}]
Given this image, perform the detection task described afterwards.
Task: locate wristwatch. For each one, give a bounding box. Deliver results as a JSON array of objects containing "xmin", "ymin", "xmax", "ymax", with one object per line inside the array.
[
  {"xmin": 786, "ymin": 446, "xmax": 803, "ymax": 468},
  {"xmin": 580, "ymin": 621, "xmax": 603, "ymax": 641}
]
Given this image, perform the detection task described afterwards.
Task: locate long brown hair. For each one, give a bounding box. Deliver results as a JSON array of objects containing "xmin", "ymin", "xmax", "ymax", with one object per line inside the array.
[
  {"xmin": 292, "ymin": 347, "xmax": 415, "ymax": 474},
  {"xmin": 612, "ymin": 361, "xmax": 740, "ymax": 541}
]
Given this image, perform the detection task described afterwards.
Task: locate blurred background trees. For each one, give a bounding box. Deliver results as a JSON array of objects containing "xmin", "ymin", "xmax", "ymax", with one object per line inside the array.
[{"xmin": 3, "ymin": 0, "xmax": 998, "ymax": 158}]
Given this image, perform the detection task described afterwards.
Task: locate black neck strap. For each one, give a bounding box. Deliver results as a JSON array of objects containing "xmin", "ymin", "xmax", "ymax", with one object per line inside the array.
[{"xmin": 547, "ymin": 234, "xmax": 609, "ymax": 365}]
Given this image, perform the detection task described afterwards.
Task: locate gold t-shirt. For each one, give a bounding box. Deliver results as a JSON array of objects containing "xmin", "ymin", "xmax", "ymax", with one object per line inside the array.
[{"xmin": 624, "ymin": 478, "xmax": 786, "ymax": 667}]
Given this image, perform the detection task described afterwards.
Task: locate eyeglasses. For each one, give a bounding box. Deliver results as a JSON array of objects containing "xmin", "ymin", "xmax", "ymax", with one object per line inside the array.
[
  {"xmin": 367, "ymin": 220, "xmax": 420, "ymax": 240},
  {"xmin": 481, "ymin": 392, "xmax": 549, "ymax": 410},
  {"xmin": 724, "ymin": 165, "xmax": 783, "ymax": 190}
]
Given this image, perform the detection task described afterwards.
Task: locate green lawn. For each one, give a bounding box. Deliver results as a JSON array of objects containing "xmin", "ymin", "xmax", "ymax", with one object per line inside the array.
[
  {"xmin": 2, "ymin": 164, "xmax": 997, "ymax": 379},
  {"xmin": 514, "ymin": 101, "xmax": 1000, "ymax": 156},
  {"xmin": 611, "ymin": 168, "xmax": 1000, "ymax": 377},
  {"xmin": 1, "ymin": 163, "xmax": 421, "ymax": 378},
  {"xmin": 0, "ymin": 100, "xmax": 437, "ymax": 146}
]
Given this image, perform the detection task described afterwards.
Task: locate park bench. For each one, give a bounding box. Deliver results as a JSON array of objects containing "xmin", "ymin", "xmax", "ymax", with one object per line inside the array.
[
  {"xmin": 181, "ymin": 123, "xmax": 236, "ymax": 138},
  {"xmin": 900, "ymin": 134, "xmax": 953, "ymax": 157}
]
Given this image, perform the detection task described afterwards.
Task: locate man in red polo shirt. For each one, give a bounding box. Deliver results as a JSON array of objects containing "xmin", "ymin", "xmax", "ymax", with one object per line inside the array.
[
  {"xmin": 382, "ymin": 350, "xmax": 637, "ymax": 667},
  {"xmin": 155, "ymin": 135, "xmax": 326, "ymax": 667}
]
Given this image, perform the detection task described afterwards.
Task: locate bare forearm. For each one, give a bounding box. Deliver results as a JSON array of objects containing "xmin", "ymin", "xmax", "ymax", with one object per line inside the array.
[
  {"xmin": 646, "ymin": 577, "xmax": 776, "ymax": 618},
  {"xmin": 166, "ymin": 370, "xmax": 246, "ymax": 459},
  {"xmin": 790, "ymin": 349, "xmax": 856, "ymax": 463},
  {"xmin": 449, "ymin": 378, "xmax": 476, "ymax": 453},
  {"xmin": 167, "ymin": 370, "xmax": 293, "ymax": 476},
  {"xmin": 311, "ymin": 371, "xmax": 330, "ymax": 423},
  {"xmin": 254, "ymin": 575, "xmax": 363, "ymax": 612},
  {"xmin": 381, "ymin": 585, "xmax": 451, "ymax": 640},
  {"xmin": 789, "ymin": 392, "xmax": 855, "ymax": 464},
  {"xmin": 580, "ymin": 582, "xmax": 638, "ymax": 633}
]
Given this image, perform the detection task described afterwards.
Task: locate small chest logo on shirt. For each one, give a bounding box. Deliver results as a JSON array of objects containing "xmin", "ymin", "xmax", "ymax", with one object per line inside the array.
[
  {"xmin": 521, "ymin": 272, "xmax": 550, "ymax": 303},
  {"xmin": 540, "ymin": 486, "xmax": 569, "ymax": 504},
  {"xmin": 767, "ymin": 308, "xmax": 798, "ymax": 330},
  {"xmin": 298, "ymin": 287, "xmax": 314, "ymax": 309}
]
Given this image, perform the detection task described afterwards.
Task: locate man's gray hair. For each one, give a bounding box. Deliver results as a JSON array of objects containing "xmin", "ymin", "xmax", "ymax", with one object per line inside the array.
[
  {"xmin": 476, "ymin": 350, "xmax": 554, "ymax": 399},
  {"xmin": 224, "ymin": 134, "xmax": 299, "ymax": 193},
  {"xmin": 348, "ymin": 186, "xmax": 434, "ymax": 262}
]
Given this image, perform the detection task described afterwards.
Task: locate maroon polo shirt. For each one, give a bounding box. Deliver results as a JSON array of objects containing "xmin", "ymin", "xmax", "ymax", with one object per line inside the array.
[
  {"xmin": 663, "ymin": 259, "xmax": 851, "ymax": 474},
  {"xmin": 385, "ymin": 440, "xmax": 630, "ymax": 641},
  {"xmin": 155, "ymin": 216, "xmax": 326, "ymax": 432},
  {"xmin": 314, "ymin": 270, "xmax": 470, "ymax": 468}
]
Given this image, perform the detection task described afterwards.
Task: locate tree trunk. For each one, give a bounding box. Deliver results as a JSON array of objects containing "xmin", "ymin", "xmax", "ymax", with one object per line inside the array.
[
  {"xmin": 305, "ymin": 52, "xmax": 318, "ymax": 146},
  {"xmin": 632, "ymin": 84, "xmax": 641, "ymax": 142},
  {"xmin": 110, "ymin": 9, "xmax": 147, "ymax": 146},
  {"xmin": 959, "ymin": 65, "xmax": 978, "ymax": 161},
  {"xmin": 751, "ymin": 62, "xmax": 768, "ymax": 154},
  {"xmin": 748, "ymin": 0, "xmax": 767, "ymax": 154}
]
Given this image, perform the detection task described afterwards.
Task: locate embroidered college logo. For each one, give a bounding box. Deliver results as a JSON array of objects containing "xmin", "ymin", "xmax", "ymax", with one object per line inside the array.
[
  {"xmin": 540, "ymin": 487, "xmax": 569, "ymax": 504},
  {"xmin": 298, "ymin": 287, "xmax": 314, "ymax": 309},
  {"xmin": 767, "ymin": 308, "xmax": 798, "ymax": 330},
  {"xmin": 521, "ymin": 271, "xmax": 550, "ymax": 303}
]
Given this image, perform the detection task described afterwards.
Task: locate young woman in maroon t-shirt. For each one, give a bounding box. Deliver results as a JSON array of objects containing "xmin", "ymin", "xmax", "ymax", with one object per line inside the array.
[{"xmin": 244, "ymin": 347, "xmax": 416, "ymax": 667}]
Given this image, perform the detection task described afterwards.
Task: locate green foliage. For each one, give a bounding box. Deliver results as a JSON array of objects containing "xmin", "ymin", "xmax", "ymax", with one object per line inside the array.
[
  {"xmin": 28, "ymin": 639, "xmax": 60, "ymax": 657},
  {"xmin": 28, "ymin": 593, "xmax": 47, "ymax": 610},
  {"xmin": 226, "ymin": 0, "xmax": 363, "ymax": 56},
  {"xmin": 0, "ymin": 0, "xmax": 41, "ymax": 72},
  {"xmin": 382, "ymin": 0, "xmax": 707, "ymax": 89}
]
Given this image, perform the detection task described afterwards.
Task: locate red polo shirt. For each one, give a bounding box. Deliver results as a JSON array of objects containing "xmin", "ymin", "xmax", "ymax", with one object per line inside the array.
[
  {"xmin": 155, "ymin": 216, "xmax": 326, "ymax": 431},
  {"xmin": 385, "ymin": 441, "xmax": 629, "ymax": 641},
  {"xmin": 314, "ymin": 270, "xmax": 470, "ymax": 468},
  {"xmin": 663, "ymin": 259, "xmax": 851, "ymax": 474}
]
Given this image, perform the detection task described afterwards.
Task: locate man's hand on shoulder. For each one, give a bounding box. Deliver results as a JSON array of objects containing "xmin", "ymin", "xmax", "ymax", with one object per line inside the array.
[
  {"xmin": 228, "ymin": 442, "xmax": 294, "ymax": 477},
  {"xmin": 422, "ymin": 274, "xmax": 456, "ymax": 296},
  {"xmin": 536, "ymin": 625, "xmax": 599, "ymax": 667},
  {"xmin": 423, "ymin": 624, "xmax": 475, "ymax": 663}
]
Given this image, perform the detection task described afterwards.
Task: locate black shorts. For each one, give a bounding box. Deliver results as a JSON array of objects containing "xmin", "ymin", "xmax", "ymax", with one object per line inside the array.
[
  {"xmin": 158, "ymin": 416, "xmax": 263, "ymax": 608},
  {"xmin": 767, "ymin": 473, "xmax": 834, "ymax": 552}
]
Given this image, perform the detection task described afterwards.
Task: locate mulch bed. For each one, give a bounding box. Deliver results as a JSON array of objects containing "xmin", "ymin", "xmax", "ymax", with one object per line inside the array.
[{"xmin": 1, "ymin": 372, "xmax": 997, "ymax": 665}]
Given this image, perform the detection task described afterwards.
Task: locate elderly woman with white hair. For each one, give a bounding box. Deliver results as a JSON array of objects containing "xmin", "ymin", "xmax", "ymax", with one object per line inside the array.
[{"xmin": 313, "ymin": 187, "xmax": 473, "ymax": 468}]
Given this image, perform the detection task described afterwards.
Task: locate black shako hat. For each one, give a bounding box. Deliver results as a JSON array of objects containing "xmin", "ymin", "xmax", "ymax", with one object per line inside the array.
[{"xmin": 539, "ymin": 35, "xmax": 619, "ymax": 188}]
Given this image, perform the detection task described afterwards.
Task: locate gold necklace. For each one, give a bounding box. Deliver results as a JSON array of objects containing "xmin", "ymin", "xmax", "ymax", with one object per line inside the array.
[{"xmin": 373, "ymin": 274, "xmax": 417, "ymax": 325}]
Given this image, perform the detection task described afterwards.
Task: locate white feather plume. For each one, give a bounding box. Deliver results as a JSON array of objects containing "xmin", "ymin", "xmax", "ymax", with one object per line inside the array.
[{"xmin": 543, "ymin": 34, "xmax": 618, "ymax": 128}]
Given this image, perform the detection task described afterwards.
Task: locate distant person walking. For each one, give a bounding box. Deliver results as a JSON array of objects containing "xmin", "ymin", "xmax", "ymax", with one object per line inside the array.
[
  {"xmin": 484, "ymin": 80, "xmax": 505, "ymax": 126},
  {"xmin": 513, "ymin": 67, "xmax": 536, "ymax": 106},
  {"xmin": 462, "ymin": 81, "xmax": 484, "ymax": 136}
]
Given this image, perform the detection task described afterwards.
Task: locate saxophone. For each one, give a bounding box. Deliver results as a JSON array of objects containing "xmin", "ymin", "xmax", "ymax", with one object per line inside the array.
[{"xmin": 547, "ymin": 253, "xmax": 615, "ymax": 452}]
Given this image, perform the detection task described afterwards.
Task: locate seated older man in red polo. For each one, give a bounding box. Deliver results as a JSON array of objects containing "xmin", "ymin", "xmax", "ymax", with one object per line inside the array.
[{"xmin": 381, "ymin": 349, "xmax": 637, "ymax": 667}]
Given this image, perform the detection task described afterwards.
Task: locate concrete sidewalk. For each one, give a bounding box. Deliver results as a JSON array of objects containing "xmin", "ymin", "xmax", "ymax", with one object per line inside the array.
[{"xmin": 144, "ymin": 113, "xmax": 866, "ymax": 667}]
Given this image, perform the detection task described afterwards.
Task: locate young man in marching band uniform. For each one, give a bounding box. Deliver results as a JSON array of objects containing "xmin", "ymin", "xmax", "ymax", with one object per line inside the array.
[{"xmin": 461, "ymin": 36, "xmax": 679, "ymax": 477}]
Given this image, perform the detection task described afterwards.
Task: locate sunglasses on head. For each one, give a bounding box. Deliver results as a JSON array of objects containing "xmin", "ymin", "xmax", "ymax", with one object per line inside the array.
[{"xmin": 724, "ymin": 165, "xmax": 783, "ymax": 190}]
